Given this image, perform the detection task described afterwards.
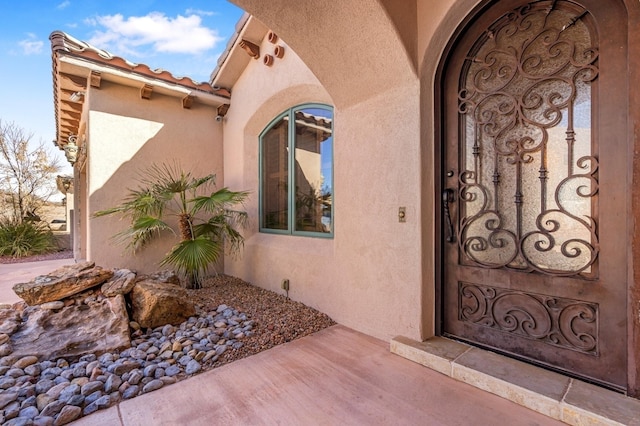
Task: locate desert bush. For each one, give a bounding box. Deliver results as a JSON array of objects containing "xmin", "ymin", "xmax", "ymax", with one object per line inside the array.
[{"xmin": 0, "ymin": 218, "xmax": 57, "ymax": 257}]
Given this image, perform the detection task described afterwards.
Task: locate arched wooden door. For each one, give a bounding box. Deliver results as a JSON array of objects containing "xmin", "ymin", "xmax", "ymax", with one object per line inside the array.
[{"xmin": 440, "ymin": 0, "xmax": 628, "ymax": 390}]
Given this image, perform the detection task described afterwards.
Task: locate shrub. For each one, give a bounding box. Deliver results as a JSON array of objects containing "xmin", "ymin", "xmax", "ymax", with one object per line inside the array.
[
  {"xmin": 0, "ymin": 219, "xmax": 57, "ymax": 257},
  {"xmin": 94, "ymin": 163, "xmax": 249, "ymax": 289}
]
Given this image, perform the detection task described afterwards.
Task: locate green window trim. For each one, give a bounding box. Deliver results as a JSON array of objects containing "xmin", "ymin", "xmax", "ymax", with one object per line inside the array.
[{"xmin": 259, "ymin": 103, "xmax": 334, "ymax": 238}]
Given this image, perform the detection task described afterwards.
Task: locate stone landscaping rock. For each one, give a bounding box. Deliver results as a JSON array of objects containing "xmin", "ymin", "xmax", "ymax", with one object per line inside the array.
[
  {"xmin": 54, "ymin": 405, "xmax": 81, "ymax": 425},
  {"xmin": 101, "ymin": 269, "xmax": 136, "ymax": 297},
  {"xmin": 142, "ymin": 379, "xmax": 164, "ymax": 393},
  {"xmin": 0, "ymin": 302, "xmax": 251, "ymax": 420},
  {"xmin": 12, "ymin": 262, "xmax": 114, "ymax": 306},
  {"xmin": 0, "ymin": 391, "xmax": 18, "ymax": 409},
  {"xmin": 131, "ymin": 280, "xmax": 196, "ymax": 329},
  {"xmin": 0, "ymin": 265, "xmax": 336, "ymax": 425},
  {"xmin": 0, "ymin": 309, "xmax": 21, "ymax": 334},
  {"xmin": 9, "ymin": 294, "xmax": 130, "ymax": 361},
  {"xmin": 140, "ymin": 270, "xmax": 181, "ymax": 285}
]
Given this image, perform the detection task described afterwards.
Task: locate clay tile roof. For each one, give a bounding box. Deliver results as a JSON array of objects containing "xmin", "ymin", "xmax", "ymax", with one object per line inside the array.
[
  {"xmin": 50, "ymin": 31, "xmax": 231, "ymax": 150},
  {"xmin": 50, "ymin": 31, "xmax": 229, "ymax": 96}
]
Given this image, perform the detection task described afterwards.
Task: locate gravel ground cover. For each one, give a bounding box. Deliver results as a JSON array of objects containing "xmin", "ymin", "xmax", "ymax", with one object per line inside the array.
[
  {"xmin": 0, "ymin": 265, "xmax": 336, "ymax": 424},
  {"xmin": 187, "ymin": 275, "xmax": 336, "ymax": 367}
]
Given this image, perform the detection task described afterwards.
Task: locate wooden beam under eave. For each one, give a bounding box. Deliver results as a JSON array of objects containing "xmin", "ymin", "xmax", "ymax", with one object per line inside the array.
[
  {"xmin": 239, "ymin": 39, "xmax": 260, "ymax": 59},
  {"xmin": 61, "ymin": 110, "xmax": 81, "ymax": 121},
  {"xmin": 182, "ymin": 94, "xmax": 194, "ymax": 109},
  {"xmin": 59, "ymin": 73, "xmax": 87, "ymax": 90},
  {"xmin": 60, "ymin": 100, "xmax": 83, "ymax": 113},
  {"xmin": 62, "ymin": 117, "xmax": 80, "ymax": 126},
  {"xmin": 90, "ymin": 71, "xmax": 101, "ymax": 88},
  {"xmin": 141, "ymin": 84, "xmax": 153, "ymax": 100}
]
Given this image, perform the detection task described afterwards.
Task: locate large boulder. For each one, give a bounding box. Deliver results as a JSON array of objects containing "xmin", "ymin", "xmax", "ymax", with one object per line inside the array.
[
  {"xmin": 12, "ymin": 261, "xmax": 114, "ymax": 305},
  {"xmin": 10, "ymin": 294, "xmax": 130, "ymax": 360},
  {"xmin": 131, "ymin": 280, "xmax": 195, "ymax": 329}
]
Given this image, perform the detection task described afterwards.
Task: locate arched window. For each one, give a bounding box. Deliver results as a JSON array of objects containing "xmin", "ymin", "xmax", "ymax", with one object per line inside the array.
[{"xmin": 259, "ymin": 104, "xmax": 333, "ymax": 237}]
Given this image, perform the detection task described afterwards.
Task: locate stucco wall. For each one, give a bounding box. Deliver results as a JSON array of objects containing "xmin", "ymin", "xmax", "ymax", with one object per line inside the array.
[
  {"xmin": 86, "ymin": 82, "xmax": 222, "ymax": 273},
  {"xmin": 224, "ymin": 0, "xmax": 494, "ymax": 342},
  {"xmin": 222, "ymin": 31, "xmax": 424, "ymax": 341}
]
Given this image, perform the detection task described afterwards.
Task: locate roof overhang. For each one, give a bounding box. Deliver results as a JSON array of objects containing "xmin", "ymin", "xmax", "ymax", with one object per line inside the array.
[
  {"xmin": 50, "ymin": 31, "xmax": 231, "ymax": 152},
  {"xmin": 210, "ymin": 14, "xmax": 270, "ymax": 90}
]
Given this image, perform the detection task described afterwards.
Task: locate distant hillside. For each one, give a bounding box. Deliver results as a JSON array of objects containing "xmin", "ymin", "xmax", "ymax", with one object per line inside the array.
[
  {"xmin": 40, "ymin": 202, "xmax": 67, "ymax": 230},
  {"xmin": 0, "ymin": 200, "xmax": 66, "ymax": 231}
]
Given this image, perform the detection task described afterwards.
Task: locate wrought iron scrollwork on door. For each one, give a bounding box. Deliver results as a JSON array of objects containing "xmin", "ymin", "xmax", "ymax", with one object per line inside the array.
[
  {"xmin": 459, "ymin": 281, "xmax": 599, "ymax": 355},
  {"xmin": 456, "ymin": 2, "xmax": 599, "ymax": 277}
]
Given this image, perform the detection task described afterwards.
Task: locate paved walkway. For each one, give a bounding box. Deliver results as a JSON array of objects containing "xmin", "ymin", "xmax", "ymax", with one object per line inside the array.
[
  {"xmin": 0, "ymin": 261, "xmax": 562, "ymax": 425},
  {"xmin": 0, "ymin": 258, "xmax": 74, "ymax": 304}
]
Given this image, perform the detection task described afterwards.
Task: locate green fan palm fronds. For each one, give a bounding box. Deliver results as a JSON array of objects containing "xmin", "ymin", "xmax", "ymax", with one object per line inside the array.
[
  {"xmin": 192, "ymin": 188, "xmax": 249, "ymax": 213},
  {"xmin": 160, "ymin": 236, "xmax": 222, "ymax": 288},
  {"xmin": 94, "ymin": 162, "xmax": 249, "ymax": 289},
  {"xmin": 113, "ymin": 215, "xmax": 173, "ymax": 253}
]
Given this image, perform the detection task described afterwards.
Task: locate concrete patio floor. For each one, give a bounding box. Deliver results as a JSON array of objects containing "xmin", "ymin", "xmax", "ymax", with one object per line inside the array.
[{"xmin": 69, "ymin": 324, "xmax": 561, "ymax": 426}]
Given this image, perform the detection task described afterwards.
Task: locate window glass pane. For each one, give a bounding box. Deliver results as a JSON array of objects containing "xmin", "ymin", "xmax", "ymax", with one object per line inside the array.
[
  {"xmin": 261, "ymin": 117, "xmax": 289, "ymax": 230},
  {"xmin": 293, "ymin": 108, "xmax": 333, "ymax": 233}
]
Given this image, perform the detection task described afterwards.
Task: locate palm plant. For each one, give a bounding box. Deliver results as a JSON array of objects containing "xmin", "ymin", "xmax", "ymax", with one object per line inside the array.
[{"xmin": 94, "ymin": 163, "xmax": 249, "ymax": 289}]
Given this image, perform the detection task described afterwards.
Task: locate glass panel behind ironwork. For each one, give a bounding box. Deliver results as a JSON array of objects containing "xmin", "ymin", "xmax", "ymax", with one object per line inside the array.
[{"xmin": 458, "ymin": 3, "xmax": 598, "ymax": 276}]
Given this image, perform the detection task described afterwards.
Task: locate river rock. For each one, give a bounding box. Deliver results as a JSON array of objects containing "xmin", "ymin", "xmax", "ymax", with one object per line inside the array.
[
  {"xmin": 55, "ymin": 405, "xmax": 81, "ymax": 425},
  {"xmin": 12, "ymin": 356, "xmax": 38, "ymax": 369},
  {"xmin": 9, "ymin": 295, "xmax": 130, "ymax": 361},
  {"xmin": 131, "ymin": 280, "xmax": 195, "ymax": 329},
  {"xmin": 101, "ymin": 269, "xmax": 136, "ymax": 297},
  {"xmin": 12, "ymin": 262, "xmax": 114, "ymax": 305},
  {"xmin": 0, "ymin": 391, "xmax": 18, "ymax": 409}
]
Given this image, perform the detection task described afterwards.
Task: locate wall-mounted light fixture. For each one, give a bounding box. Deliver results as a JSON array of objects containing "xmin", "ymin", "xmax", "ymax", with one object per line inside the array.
[
  {"xmin": 69, "ymin": 91, "xmax": 85, "ymax": 102},
  {"xmin": 64, "ymin": 135, "xmax": 79, "ymax": 165},
  {"xmin": 216, "ymin": 104, "xmax": 230, "ymax": 122}
]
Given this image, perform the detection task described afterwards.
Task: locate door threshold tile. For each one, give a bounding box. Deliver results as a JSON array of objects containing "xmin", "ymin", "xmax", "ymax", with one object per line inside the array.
[{"xmin": 391, "ymin": 336, "xmax": 640, "ymax": 425}]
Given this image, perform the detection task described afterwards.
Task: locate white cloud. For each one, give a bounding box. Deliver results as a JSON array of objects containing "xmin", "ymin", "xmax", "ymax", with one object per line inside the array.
[
  {"xmin": 57, "ymin": 1, "xmax": 71, "ymax": 10},
  {"xmin": 86, "ymin": 12, "xmax": 223, "ymax": 57},
  {"xmin": 18, "ymin": 34, "xmax": 44, "ymax": 55},
  {"xmin": 185, "ymin": 8, "xmax": 216, "ymax": 17}
]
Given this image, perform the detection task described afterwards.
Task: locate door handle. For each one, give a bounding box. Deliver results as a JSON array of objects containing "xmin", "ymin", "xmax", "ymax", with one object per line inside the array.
[{"xmin": 442, "ymin": 188, "xmax": 455, "ymax": 243}]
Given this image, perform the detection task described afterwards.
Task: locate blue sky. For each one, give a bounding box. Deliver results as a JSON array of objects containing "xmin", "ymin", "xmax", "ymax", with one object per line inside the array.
[{"xmin": 0, "ymin": 1, "xmax": 245, "ymax": 177}]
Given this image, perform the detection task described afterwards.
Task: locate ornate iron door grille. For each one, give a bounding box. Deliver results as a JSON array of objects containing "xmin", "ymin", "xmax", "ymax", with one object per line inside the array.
[
  {"xmin": 456, "ymin": 2, "xmax": 599, "ymax": 277},
  {"xmin": 441, "ymin": 0, "xmax": 629, "ymax": 391}
]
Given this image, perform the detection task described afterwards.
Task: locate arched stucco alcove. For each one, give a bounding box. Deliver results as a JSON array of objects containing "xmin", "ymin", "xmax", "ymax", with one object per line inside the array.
[{"xmin": 229, "ymin": 0, "xmax": 417, "ymax": 109}]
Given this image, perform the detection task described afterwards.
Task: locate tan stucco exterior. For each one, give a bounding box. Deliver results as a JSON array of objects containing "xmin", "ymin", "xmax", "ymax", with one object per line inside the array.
[
  {"xmin": 218, "ymin": 26, "xmax": 424, "ymax": 341},
  {"xmin": 218, "ymin": 0, "xmax": 480, "ymax": 343},
  {"xmin": 50, "ymin": 31, "xmax": 230, "ymax": 274},
  {"xmin": 50, "ymin": 0, "xmax": 640, "ymax": 397},
  {"xmin": 85, "ymin": 82, "xmax": 223, "ymax": 272}
]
